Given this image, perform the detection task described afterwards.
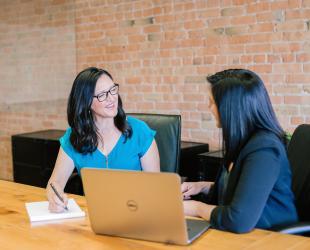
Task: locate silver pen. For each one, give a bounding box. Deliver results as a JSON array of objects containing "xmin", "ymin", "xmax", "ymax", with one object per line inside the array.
[{"xmin": 50, "ymin": 183, "xmax": 68, "ymax": 210}]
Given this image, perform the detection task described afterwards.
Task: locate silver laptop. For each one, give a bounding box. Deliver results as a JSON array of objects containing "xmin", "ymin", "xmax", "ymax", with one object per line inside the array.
[{"xmin": 81, "ymin": 168, "xmax": 210, "ymax": 245}]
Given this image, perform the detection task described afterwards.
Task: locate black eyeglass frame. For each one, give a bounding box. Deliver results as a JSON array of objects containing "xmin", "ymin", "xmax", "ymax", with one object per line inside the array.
[{"xmin": 93, "ymin": 83, "xmax": 119, "ymax": 102}]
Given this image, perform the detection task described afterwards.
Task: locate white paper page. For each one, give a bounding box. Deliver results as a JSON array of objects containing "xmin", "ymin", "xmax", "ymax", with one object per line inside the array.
[{"xmin": 25, "ymin": 198, "xmax": 85, "ymax": 222}]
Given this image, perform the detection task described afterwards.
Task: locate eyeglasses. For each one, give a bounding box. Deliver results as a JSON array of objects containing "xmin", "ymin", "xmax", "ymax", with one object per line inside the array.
[{"xmin": 93, "ymin": 83, "xmax": 119, "ymax": 102}]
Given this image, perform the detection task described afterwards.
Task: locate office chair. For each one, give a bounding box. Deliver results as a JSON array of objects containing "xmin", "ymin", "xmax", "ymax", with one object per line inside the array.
[
  {"xmin": 275, "ymin": 124, "xmax": 310, "ymax": 235},
  {"xmin": 65, "ymin": 113, "xmax": 182, "ymax": 195},
  {"xmin": 128, "ymin": 113, "xmax": 181, "ymax": 173}
]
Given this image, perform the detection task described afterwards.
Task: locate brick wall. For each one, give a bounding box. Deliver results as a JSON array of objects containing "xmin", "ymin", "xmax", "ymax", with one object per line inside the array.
[
  {"xmin": 0, "ymin": 100, "xmax": 67, "ymax": 180},
  {"xmin": 0, "ymin": 0, "xmax": 76, "ymax": 104},
  {"xmin": 1, "ymin": 0, "xmax": 310, "ymax": 180},
  {"xmin": 74, "ymin": 0, "xmax": 310, "ymax": 138},
  {"xmin": 0, "ymin": 0, "xmax": 75, "ymax": 180}
]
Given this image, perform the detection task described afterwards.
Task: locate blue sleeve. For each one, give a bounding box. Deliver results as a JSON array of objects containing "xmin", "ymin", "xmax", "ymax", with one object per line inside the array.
[
  {"xmin": 130, "ymin": 118, "xmax": 156, "ymax": 158},
  {"xmin": 210, "ymin": 146, "xmax": 281, "ymax": 233},
  {"xmin": 59, "ymin": 128, "xmax": 76, "ymax": 161}
]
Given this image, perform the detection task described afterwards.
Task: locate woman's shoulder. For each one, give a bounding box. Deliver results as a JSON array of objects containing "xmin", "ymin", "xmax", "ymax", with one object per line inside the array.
[
  {"xmin": 59, "ymin": 127, "xmax": 73, "ymax": 147},
  {"xmin": 250, "ymin": 130, "xmax": 283, "ymax": 144},
  {"xmin": 61, "ymin": 127, "xmax": 72, "ymax": 140},
  {"xmin": 126, "ymin": 115, "xmax": 156, "ymax": 139},
  {"xmin": 242, "ymin": 130, "xmax": 286, "ymax": 156},
  {"xmin": 126, "ymin": 116, "xmax": 149, "ymax": 129},
  {"xmin": 59, "ymin": 127, "xmax": 77, "ymax": 156}
]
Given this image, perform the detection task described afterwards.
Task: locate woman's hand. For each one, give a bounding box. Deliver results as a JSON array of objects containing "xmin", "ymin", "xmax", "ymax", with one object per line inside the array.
[
  {"xmin": 183, "ymin": 200, "xmax": 202, "ymax": 217},
  {"xmin": 183, "ymin": 200, "xmax": 216, "ymax": 220},
  {"xmin": 46, "ymin": 181, "xmax": 68, "ymax": 213},
  {"xmin": 181, "ymin": 181, "xmax": 212, "ymax": 199},
  {"xmin": 46, "ymin": 148, "xmax": 75, "ymax": 213}
]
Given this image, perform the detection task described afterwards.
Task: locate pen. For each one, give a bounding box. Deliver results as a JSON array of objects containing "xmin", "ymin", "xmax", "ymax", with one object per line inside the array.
[{"xmin": 50, "ymin": 183, "xmax": 68, "ymax": 211}]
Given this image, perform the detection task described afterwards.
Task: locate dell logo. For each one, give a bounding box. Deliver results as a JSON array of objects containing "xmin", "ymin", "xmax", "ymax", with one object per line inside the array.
[{"xmin": 126, "ymin": 200, "xmax": 138, "ymax": 211}]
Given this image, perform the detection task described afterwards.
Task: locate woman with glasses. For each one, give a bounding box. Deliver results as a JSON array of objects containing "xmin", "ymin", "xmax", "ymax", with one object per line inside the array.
[
  {"xmin": 182, "ymin": 69, "xmax": 298, "ymax": 233},
  {"xmin": 47, "ymin": 67, "xmax": 160, "ymax": 212}
]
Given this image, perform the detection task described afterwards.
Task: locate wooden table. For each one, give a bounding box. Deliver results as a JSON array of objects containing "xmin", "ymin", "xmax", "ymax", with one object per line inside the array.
[{"xmin": 1, "ymin": 180, "xmax": 309, "ymax": 250}]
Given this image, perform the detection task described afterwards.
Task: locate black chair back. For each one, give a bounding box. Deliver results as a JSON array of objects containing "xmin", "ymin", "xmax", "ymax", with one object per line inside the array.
[
  {"xmin": 128, "ymin": 113, "xmax": 181, "ymax": 173},
  {"xmin": 287, "ymin": 124, "xmax": 310, "ymax": 221}
]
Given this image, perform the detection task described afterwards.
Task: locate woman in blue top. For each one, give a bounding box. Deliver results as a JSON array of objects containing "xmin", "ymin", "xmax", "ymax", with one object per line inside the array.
[
  {"xmin": 181, "ymin": 69, "xmax": 298, "ymax": 233},
  {"xmin": 47, "ymin": 67, "xmax": 160, "ymax": 212}
]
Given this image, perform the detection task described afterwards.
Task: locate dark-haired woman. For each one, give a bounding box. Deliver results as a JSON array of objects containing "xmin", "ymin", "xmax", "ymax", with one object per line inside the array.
[
  {"xmin": 182, "ymin": 69, "xmax": 298, "ymax": 233},
  {"xmin": 47, "ymin": 67, "xmax": 160, "ymax": 212}
]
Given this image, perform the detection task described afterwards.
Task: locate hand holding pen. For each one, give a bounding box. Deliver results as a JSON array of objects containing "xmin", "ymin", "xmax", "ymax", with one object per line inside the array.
[{"xmin": 47, "ymin": 182, "xmax": 69, "ymax": 212}]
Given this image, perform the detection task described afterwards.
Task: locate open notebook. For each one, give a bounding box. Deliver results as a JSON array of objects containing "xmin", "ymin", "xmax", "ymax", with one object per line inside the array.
[{"xmin": 25, "ymin": 198, "xmax": 85, "ymax": 222}]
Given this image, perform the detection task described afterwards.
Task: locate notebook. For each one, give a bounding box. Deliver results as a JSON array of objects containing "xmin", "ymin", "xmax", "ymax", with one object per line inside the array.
[
  {"xmin": 81, "ymin": 168, "xmax": 210, "ymax": 245},
  {"xmin": 25, "ymin": 198, "xmax": 85, "ymax": 222}
]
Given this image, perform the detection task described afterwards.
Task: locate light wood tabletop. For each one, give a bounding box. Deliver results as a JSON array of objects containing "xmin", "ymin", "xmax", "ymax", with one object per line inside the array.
[{"xmin": 0, "ymin": 180, "xmax": 309, "ymax": 250}]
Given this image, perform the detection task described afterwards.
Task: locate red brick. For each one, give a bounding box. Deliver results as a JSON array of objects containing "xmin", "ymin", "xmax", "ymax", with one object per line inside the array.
[
  {"xmin": 268, "ymin": 55, "xmax": 281, "ymax": 63},
  {"xmin": 270, "ymin": 1, "xmax": 290, "ymax": 10},
  {"xmin": 303, "ymin": 64, "xmax": 310, "ymax": 72},
  {"xmin": 208, "ymin": 17, "xmax": 231, "ymax": 27},
  {"xmin": 126, "ymin": 77, "xmax": 142, "ymax": 84},
  {"xmin": 183, "ymin": 94, "xmax": 206, "ymax": 102},
  {"xmin": 238, "ymin": 55, "xmax": 250, "ymax": 64},
  {"xmin": 303, "ymin": 0, "xmax": 310, "ymax": 7},
  {"xmin": 274, "ymin": 64, "xmax": 302, "ymax": 73},
  {"xmin": 249, "ymin": 23, "xmax": 274, "ymax": 33},
  {"xmin": 155, "ymin": 15, "xmax": 175, "ymax": 23},
  {"xmin": 248, "ymin": 65, "xmax": 272, "ymax": 73},
  {"xmin": 246, "ymin": 44, "xmax": 271, "ymax": 53},
  {"xmin": 184, "ymin": 20, "xmax": 205, "ymax": 30},
  {"xmin": 231, "ymin": 16, "xmax": 256, "ymax": 25},
  {"xmin": 256, "ymin": 12, "xmax": 280, "ymax": 22},
  {"xmin": 136, "ymin": 102, "xmax": 155, "ymax": 110},
  {"xmin": 180, "ymin": 39, "xmax": 204, "ymax": 47},
  {"xmin": 297, "ymin": 53, "xmax": 310, "ymax": 62},
  {"xmin": 155, "ymin": 102, "xmax": 179, "ymax": 110},
  {"xmin": 164, "ymin": 31, "xmax": 186, "ymax": 40},
  {"xmin": 160, "ymin": 41, "xmax": 179, "ymax": 49},
  {"xmin": 273, "ymin": 85, "xmax": 301, "ymax": 94},
  {"xmin": 247, "ymin": 2, "xmax": 270, "ymax": 13},
  {"xmin": 291, "ymin": 116, "xmax": 304, "ymax": 125},
  {"xmin": 284, "ymin": 96, "xmax": 310, "ymax": 104},
  {"xmin": 221, "ymin": 7, "xmax": 244, "ymax": 16},
  {"xmin": 2, "ymin": 0, "xmax": 310, "ymax": 180},
  {"xmin": 282, "ymin": 54, "xmax": 295, "ymax": 63},
  {"xmin": 253, "ymin": 33, "xmax": 282, "ymax": 43},
  {"xmin": 270, "ymin": 96, "xmax": 283, "ymax": 105},
  {"xmin": 286, "ymin": 74, "xmax": 310, "ymax": 83},
  {"xmin": 276, "ymin": 21, "xmax": 306, "ymax": 32},
  {"xmin": 128, "ymin": 34, "xmax": 146, "ymax": 43},
  {"xmin": 143, "ymin": 25, "xmax": 161, "ymax": 33},
  {"xmin": 188, "ymin": 30, "xmax": 206, "ymax": 39},
  {"xmin": 197, "ymin": 9, "xmax": 220, "ymax": 18},
  {"xmin": 175, "ymin": 12, "xmax": 196, "ymax": 22},
  {"xmin": 285, "ymin": 9, "xmax": 310, "ymax": 20},
  {"xmin": 254, "ymin": 55, "xmax": 266, "ymax": 63},
  {"xmin": 183, "ymin": 121, "xmax": 200, "ymax": 129}
]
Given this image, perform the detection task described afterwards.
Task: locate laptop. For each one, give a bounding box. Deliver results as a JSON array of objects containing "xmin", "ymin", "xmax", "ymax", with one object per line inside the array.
[{"xmin": 81, "ymin": 168, "xmax": 210, "ymax": 245}]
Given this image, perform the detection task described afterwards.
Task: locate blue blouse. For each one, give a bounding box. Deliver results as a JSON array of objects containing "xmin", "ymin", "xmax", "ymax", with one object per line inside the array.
[{"xmin": 60, "ymin": 116, "xmax": 156, "ymax": 173}]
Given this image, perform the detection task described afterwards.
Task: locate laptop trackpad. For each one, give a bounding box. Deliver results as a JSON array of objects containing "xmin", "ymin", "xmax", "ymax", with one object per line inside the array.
[{"xmin": 186, "ymin": 218, "xmax": 210, "ymax": 243}]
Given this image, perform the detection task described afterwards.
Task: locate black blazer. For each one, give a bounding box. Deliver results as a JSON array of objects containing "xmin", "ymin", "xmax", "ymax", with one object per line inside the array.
[{"xmin": 209, "ymin": 130, "xmax": 298, "ymax": 233}]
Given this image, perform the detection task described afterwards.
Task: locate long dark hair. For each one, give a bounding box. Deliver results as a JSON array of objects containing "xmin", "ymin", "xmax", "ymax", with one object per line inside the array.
[
  {"xmin": 207, "ymin": 69, "xmax": 286, "ymax": 168},
  {"xmin": 67, "ymin": 67, "xmax": 132, "ymax": 154}
]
